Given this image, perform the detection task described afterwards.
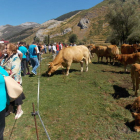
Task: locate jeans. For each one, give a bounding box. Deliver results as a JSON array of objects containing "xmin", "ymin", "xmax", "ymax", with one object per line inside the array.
[
  {"xmin": 30, "ymin": 57, "xmax": 39, "ymax": 75},
  {"xmin": 44, "ymin": 48, "xmax": 47, "ymax": 54},
  {"xmin": 0, "ymin": 109, "xmax": 6, "ymax": 140},
  {"xmin": 21, "ymin": 58, "xmax": 26, "ymax": 76}
]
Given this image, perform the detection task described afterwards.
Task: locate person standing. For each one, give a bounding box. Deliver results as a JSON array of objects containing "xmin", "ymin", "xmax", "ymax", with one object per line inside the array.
[
  {"xmin": 52, "ymin": 43, "xmax": 56, "ymax": 60},
  {"xmin": 56, "ymin": 42, "xmax": 59, "ymax": 55},
  {"xmin": 0, "ymin": 43, "xmax": 9, "ymax": 140},
  {"xmin": 29, "ymin": 42, "xmax": 39, "ymax": 75},
  {"xmin": 44, "ymin": 44, "xmax": 47, "ymax": 54},
  {"xmin": 1, "ymin": 43, "xmax": 25, "ymax": 119},
  {"xmin": 18, "ymin": 42, "xmax": 27, "ymax": 76},
  {"xmin": 25, "ymin": 44, "xmax": 30, "ymax": 75},
  {"xmin": 48, "ymin": 44, "xmax": 51, "ymax": 54}
]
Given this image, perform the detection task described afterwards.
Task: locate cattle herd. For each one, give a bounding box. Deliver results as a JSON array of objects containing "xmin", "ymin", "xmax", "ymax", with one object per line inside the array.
[{"xmin": 47, "ymin": 44, "xmax": 140, "ymax": 131}]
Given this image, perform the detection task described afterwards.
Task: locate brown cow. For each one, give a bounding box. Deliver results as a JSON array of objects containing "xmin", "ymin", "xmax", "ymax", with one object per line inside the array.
[
  {"xmin": 47, "ymin": 45, "xmax": 91, "ymax": 76},
  {"xmin": 131, "ymin": 96, "xmax": 140, "ymax": 132},
  {"xmin": 131, "ymin": 63, "xmax": 140, "ymax": 97},
  {"xmin": 90, "ymin": 44, "xmax": 96, "ymax": 58},
  {"xmin": 121, "ymin": 44, "xmax": 138, "ymax": 54},
  {"xmin": 114, "ymin": 53, "xmax": 140, "ymax": 72},
  {"xmin": 94, "ymin": 45, "xmax": 108, "ymax": 63},
  {"xmin": 131, "ymin": 96, "xmax": 140, "ymax": 112},
  {"xmin": 132, "ymin": 112, "xmax": 140, "ymax": 132}
]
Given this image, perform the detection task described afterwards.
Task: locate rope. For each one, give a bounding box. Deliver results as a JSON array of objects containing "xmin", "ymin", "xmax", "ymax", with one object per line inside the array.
[{"xmin": 36, "ymin": 53, "xmax": 51, "ymax": 140}]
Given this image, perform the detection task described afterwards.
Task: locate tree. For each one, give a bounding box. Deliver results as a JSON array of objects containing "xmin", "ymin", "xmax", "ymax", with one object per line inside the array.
[
  {"xmin": 34, "ymin": 36, "xmax": 40, "ymax": 43},
  {"xmin": 69, "ymin": 34, "xmax": 77, "ymax": 43},
  {"xmin": 106, "ymin": 1, "xmax": 139, "ymax": 44}
]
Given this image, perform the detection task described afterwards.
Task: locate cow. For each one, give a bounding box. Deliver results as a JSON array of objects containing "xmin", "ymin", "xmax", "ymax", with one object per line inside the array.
[
  {"xmin": 132, "ymin": 112, "xmax": 140, "ymax": 132},
  {"xmin": 94, "ymin": 45, "xmax": 108, "ymax": 63},
  {"xmin": 131, "ymin": 96, "xmax": 140, "ymax": 132},
  {"xmin": 106, "ymin": 45, "xmax": 119, "ymax": 65},
  {"xmin": 114, "ymin": 53, "xmax": 140, "ymax": 72},
  {"xmin": 90, "ymin": 44, "xmax": 96, "ymax": 58},
  {"xmin": 47, "ymin": 45, "xmax": 91, "ymax": 76},
  {"xmin": 131, "ymin": 96, "xmax": 140, "ymax": 112},
  {"xmin": 131, "ymin": 63, "xmax": 140, "ymax": 97},
  {"xmin": 121, "ymin": 44, "xmax": 138, "ymax": 54}
]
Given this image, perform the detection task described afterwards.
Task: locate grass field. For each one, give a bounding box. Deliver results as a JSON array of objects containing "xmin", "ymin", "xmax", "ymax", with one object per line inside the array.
[{"xmin": 4, "ymin": 53, "xmax": 140, "ymax": 140}]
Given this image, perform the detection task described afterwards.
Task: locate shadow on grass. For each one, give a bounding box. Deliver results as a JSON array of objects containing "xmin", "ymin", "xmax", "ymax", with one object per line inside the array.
[
  {"xmin": 112, "ymin": 85, "xmax": 130, "ymax": 99},
  {"xmin": 92, "ymin": 62, "xmax": 108, "ymax": 65},
  {"xmin": 102, "ymin": 70, "xmax": 130, "ymax": 74},
  {"xmin": 41, "ymin": 69, "xmax": 79, "ymax": 77},
  {"xmin": 125, "ymin": 120, "xmax": 135, "ymax": 132}
]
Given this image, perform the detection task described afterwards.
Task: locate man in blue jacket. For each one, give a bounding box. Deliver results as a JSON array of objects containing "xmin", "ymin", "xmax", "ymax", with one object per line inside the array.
[
  {"xmin": 18, "ymin": 42, "xmax": 27, "ymax": 76},
  {"xmin": 29, "ymin": 41, "xmax": 39, "ymax": 75}
]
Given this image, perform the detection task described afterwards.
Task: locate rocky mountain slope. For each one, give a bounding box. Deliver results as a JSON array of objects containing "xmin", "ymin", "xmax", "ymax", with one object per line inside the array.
[
  {"xmin": 2, "ymin": 0, "xmax": 140, "ymax": 44},
  {"xmin": 0, "ymin": 22, "xmax": 40, "ymax": 41}
]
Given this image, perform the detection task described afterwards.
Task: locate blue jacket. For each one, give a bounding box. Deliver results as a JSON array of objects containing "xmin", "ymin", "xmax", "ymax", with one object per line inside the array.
[{"xmin": 0, "ymin": 66, "xmax": 9, "ymax": 112}]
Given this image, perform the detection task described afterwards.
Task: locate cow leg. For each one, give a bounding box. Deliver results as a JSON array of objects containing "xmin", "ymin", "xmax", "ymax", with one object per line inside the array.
[
  {"xmin": 66, "ymin": 62, "xmax": 72, "ymax": 76},
  {"xmin": 92, "ymin": 53, "xmax": 94, "ymax": 58},
  {"xmin": 135, "ymin": 78, "xmax": 139, "ymax": 97},
  {"xmin": 80, "ymin": 61, "xmax": 84, "ymax": 72},
  {"xmin": 124, "ymin": 65, "xmax": 127, "ymax": 72},
  {"xmin": 109, "ymin": 56, "xmax": 111, "ymax": 63},
  {"xmin": 66, "ymin": 67, "xmax": 70, "ymax": 76},
  {"xmin": 85, "ymin": 59, "xmax": 88, "ymax": 72},
  {"xmin": 98, "ymin": 56, "xmax": 100, "ymax": 63},
  {"xmin": 105, "ymin": 57, "xmax": 107, "ymax": 63},
  {"xmin": 101, "ymin": 57, "xmax": 103, "ymax": 63},
  {"xmin": 131, "ymin": 72, "xmax": 135, "ymax": 91},
  {"xmin": 113, "ymin": 58, "xmax": 115, "ymax": 65}
]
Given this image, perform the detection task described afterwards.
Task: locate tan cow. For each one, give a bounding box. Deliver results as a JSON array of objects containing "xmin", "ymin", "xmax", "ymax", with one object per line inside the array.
[
  {"xmin": 121, "ymin": 44, "xmax": 138, "ymax": 54},
  {"xmin": 114, "ymin": 53, "xmax": 140, "ymax": 72},
  {"xmin": 47, "ymin": 45, "xmax": 91, "ymax": 76},
  {"xmin": 131, "ymin": 63, "xmax": 140, "ymax": 97},
  {"xmin": 106, "ymin": 45, "xmax": 120, "ymax": 65}
]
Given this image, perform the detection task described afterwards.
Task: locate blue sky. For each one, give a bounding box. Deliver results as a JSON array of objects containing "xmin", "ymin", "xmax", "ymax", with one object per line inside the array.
[{"xmin": 0, "ymin": 0, "xmax": 103, "ymax": 26}]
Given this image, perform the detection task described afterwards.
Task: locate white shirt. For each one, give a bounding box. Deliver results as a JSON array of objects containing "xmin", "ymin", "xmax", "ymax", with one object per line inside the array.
[{"xmin": 52, "ymin": 45, "xmax": 56, "ymax": 52}]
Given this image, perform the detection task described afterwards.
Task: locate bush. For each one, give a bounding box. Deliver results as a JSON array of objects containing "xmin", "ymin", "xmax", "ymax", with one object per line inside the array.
[
  {"xmin": 69, "ymin": 34, "xmax": 77, "ymax": 43},
  {"xmin": 127, "ymin": 32, "xmax": 140, "ymax": 44}
]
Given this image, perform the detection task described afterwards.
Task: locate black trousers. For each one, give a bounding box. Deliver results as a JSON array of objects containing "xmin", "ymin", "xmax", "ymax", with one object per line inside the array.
[
  {"xmin": 21, "ymin": 58, "xmax": 26, "ymax": 76},
  {"xmin": 0, "ymin": 109, "xmax": 6, "ymax": 140}
]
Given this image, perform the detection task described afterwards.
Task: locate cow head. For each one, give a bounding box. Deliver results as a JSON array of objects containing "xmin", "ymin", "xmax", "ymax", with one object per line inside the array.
[
  {"xmin": 132, "ymin": 112, "xmax": 140, "ymax": 132},
  {"xmin": 47, "ymin": 62, "xmax": 56, "ymax": 76},
  {"xmin": 113, "ymin": 54, "xmax": 119, "ymax": 60}
]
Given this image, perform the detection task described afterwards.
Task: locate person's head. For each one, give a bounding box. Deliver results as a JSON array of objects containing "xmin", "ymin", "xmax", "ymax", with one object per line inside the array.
[
  {"xmin": 19, "ymin": 42, "xmax": 24, "ymax": 46},
  {"xmin": 6, "ymin": 43, "xmax": 17, "ymax": 55},
  {"xmin": 0, "ymin": 43, "xmax": 5, "ymax": 59},
  {"xmin": 32, "ymin": 41, "xmax": 36, "ymax": 45}
]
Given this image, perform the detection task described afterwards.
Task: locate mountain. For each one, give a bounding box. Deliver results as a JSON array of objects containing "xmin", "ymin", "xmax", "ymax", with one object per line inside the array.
[
  {"xmin": 2, "ymin": 0, "xmax": 140, "ymax": 44},
  {"xmin": 0, "ymin": 22, "xmax": 40, "ymax": 41}
]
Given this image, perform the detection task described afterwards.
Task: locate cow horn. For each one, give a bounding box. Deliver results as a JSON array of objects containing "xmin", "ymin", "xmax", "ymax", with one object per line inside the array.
[{"xmin": 47, "ymin": 64, "xmax": 50, "ymax": 66}]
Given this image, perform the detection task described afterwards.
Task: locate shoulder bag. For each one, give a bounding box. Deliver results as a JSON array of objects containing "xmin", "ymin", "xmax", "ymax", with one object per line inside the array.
[{"xmin": 0, "ymin": 72, "xmax": 23, "ymax": 102}]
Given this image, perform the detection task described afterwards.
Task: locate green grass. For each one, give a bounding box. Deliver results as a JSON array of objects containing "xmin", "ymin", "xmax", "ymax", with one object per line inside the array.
[{"xmin": 4, "ymin": 53, "xmax": 140, "ymax": 140}]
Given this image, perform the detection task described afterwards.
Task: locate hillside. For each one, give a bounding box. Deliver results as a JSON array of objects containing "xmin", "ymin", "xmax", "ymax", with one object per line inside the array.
[{"xmin": 2, "ymin": 0, "xmax": 140, "ymax": 44}]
